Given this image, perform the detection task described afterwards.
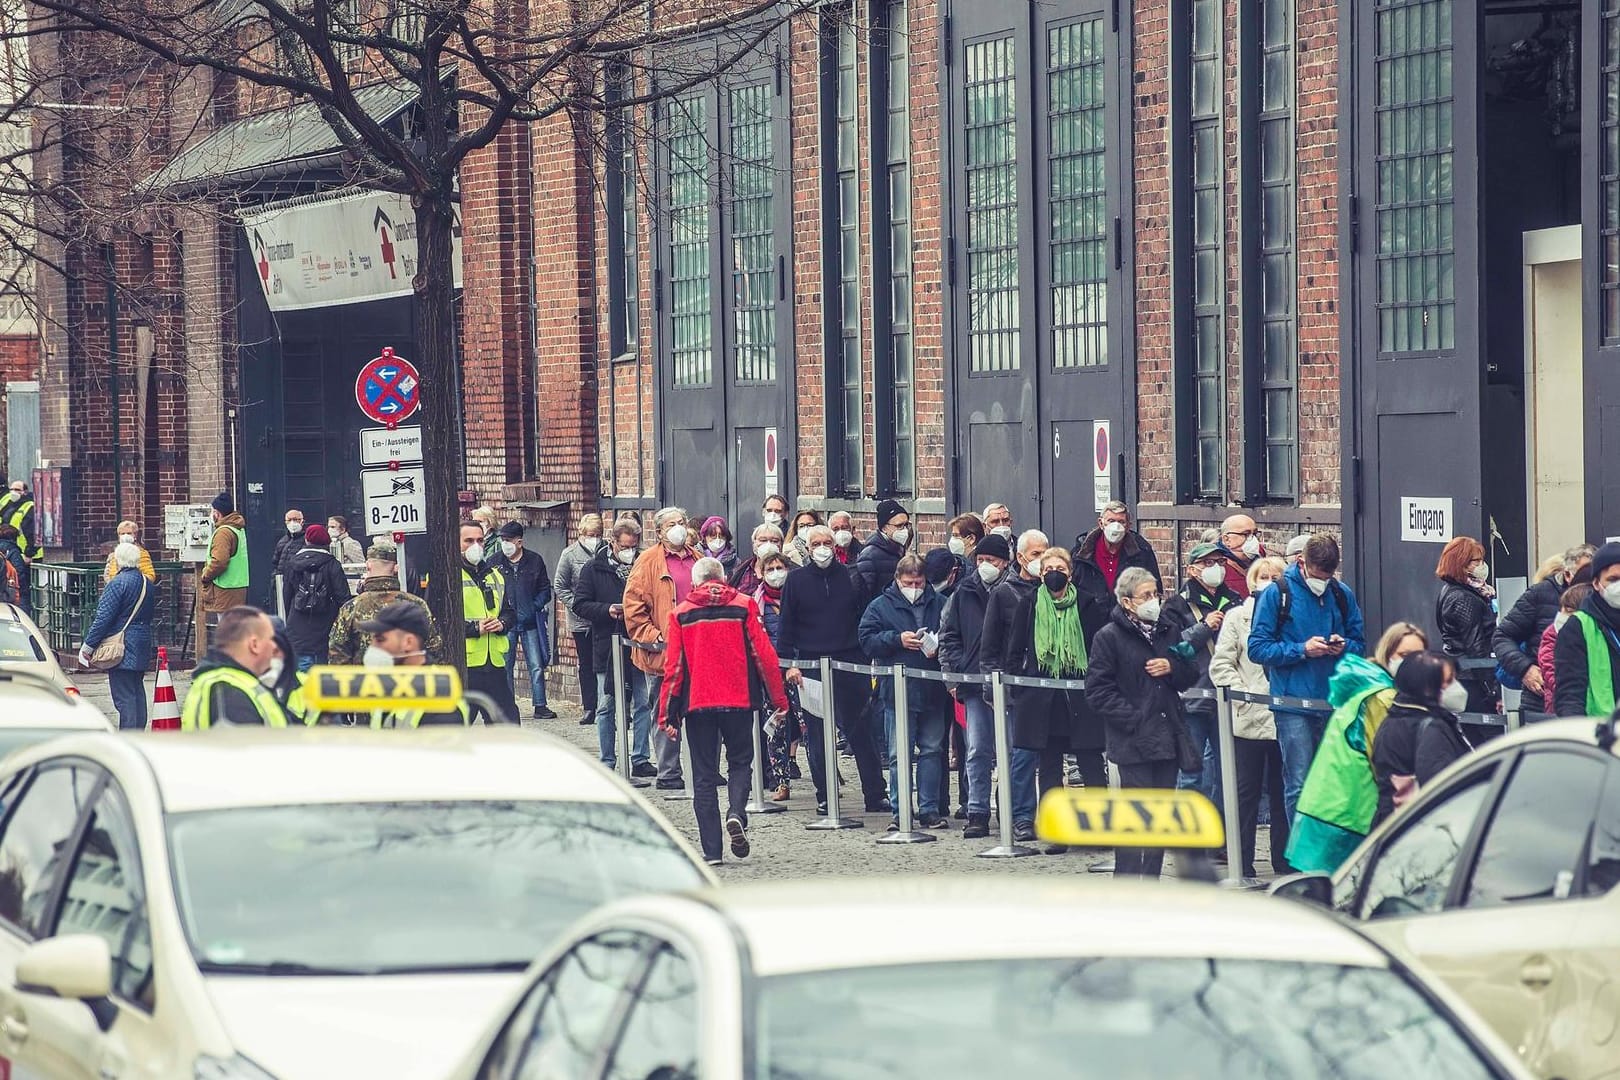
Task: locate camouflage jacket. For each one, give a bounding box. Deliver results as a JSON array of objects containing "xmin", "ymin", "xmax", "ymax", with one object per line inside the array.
[{"xmin": 328, "ymin": 576, "xmax": 446, "ymax": 665}]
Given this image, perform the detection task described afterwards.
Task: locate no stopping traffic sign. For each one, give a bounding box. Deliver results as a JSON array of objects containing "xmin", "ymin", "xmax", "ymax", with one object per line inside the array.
[{"xmin": 355, "ymin": 347, "xmax": 421, "ymax": 424}]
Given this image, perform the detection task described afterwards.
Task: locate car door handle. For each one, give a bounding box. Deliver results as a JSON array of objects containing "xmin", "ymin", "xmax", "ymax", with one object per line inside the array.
[
  {"xmin": 1, "ymin": 1011, "xmax": 28, "ymax": 1044},
  {"xmin": 1520, "ymin": 956, "xmax": 1556, "ymax": 989}
]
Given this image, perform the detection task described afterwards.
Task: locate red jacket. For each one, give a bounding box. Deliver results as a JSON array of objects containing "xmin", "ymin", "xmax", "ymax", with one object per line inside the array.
[
  {"xmin": 1538, "ymin": 621, "xmax": 1560, "ymax": 714},
  {"xmin": 659, "ymin": 581, "xmax": 789, "ymax": 728}
]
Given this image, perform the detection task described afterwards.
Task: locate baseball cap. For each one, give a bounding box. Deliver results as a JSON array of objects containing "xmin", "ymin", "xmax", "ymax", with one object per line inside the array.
[{"xmin": 356, "ymin": 600, "xmax": 433, "ymax": 641}]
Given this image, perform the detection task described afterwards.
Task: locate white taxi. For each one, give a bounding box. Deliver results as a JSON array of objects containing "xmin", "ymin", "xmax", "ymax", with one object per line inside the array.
[
  {"xmin": 0, "ymin": 669, "xmax": 113, "ymax": 752},
  {"xmin": 0, "ymin": 727, "xmax": 714, "ymax": 1079},
  {"xmin": 0, "ymin": 604, "xmax": 104, "ymax": 719}
]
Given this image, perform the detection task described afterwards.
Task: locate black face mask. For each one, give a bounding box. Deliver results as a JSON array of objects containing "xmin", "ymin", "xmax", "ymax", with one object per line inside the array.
[{"xmin": 1043, "ymin": 570, "xmax": 1069, "ymax": 595}]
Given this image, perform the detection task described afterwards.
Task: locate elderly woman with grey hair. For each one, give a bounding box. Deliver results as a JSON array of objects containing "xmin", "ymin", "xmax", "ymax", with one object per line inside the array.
[
  {"xmin": 730, "ymin": 522, "xmax": 786, "ymax": 596},
  {"xmin": 624, "ymin": 506, "xmax": 701, "ymax": 789},
  {"xmin": 1084, "ymin": 565, "xmax": 1201, "ymax": 878}
]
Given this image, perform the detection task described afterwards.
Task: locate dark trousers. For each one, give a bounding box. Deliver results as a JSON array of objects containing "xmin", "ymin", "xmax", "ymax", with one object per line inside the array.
[
  {"xmin": 687, "ymin": 709, "xmax": 754, "ymax": 861},
  {"xmin": 108, "ymin": 669, "xmax": 147, "ymax": 731},
  {"xmin": 938, "ymin": 720, "xmax": 966, "ymax": 814},
  {"xmin": 1114, "ymin": 760, "xmax": 1179, "ymax": 877},
  {"xmin": 574, "ymin": 630, "xmax": 598, "ymax": 717},
  {"xmin": 1235, "ymin": 737, "xmax": 1291, "ymax": 877},
  {"xmin": 803, "ymin": 665, "xmax": 887, "ymax": 809},
  {"xmin": 467, "ymin": 662, "xmax": 519, "ymax": 724}
]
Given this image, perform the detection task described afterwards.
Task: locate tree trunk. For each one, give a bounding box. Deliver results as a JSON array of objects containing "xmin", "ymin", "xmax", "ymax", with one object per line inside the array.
[{"xmin": 413, "ymin": 192, "xmax": 466, "ymax": 673}]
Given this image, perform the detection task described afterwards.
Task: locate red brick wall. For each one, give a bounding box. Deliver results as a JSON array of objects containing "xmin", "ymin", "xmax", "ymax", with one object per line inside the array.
[{"xmin": 0, "ymin": 338, "xmax": 37, "ymax": 383}]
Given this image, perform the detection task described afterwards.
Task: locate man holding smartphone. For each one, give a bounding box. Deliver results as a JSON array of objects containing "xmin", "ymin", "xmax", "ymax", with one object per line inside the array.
[{"xmin": 1248, "ymin": 533, "xmax": 1366, "ymax": 833}]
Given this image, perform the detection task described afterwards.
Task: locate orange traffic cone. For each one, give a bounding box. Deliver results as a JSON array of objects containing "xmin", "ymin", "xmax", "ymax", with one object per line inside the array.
[{"xmin": 150, "ymin": 647, "xmax": 180, "ymax": 731}]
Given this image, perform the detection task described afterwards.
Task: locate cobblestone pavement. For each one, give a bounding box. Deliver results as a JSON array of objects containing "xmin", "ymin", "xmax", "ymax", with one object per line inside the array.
[{"xmin": 76, "ymin": 673, "xmax": 1274, "ymax": 884}]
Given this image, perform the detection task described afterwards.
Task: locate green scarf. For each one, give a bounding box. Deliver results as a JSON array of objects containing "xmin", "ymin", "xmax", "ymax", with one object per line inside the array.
[{"xmin": 1034, "ymin": 584, "xmax": 1087, "ymax": 677}]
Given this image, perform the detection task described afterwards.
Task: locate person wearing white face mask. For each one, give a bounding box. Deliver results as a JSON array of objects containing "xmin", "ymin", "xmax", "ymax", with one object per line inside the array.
[
  {"xmin": 460, "ymin": 519, "xmax": 519, "ymax": 724},
  {"xmin": 490, "ymin": 520, "xmax": 558, "ymax": 720},
  {"xmin": 751, "ymin": 552, "xmax": 798, "ymax": 800},
  {"xmin": 981, "ymin": 502, "xmax": 1015, "ymax": 541},
  {"xmin": 1161, "ymin": 543, "xmax": 1244, "ymax": 816},
  {"xmin": 827, "ymin": 510, "xmax": 862, "ymax": 564},
  {"xmin": 731, "ymin": 522, "xmax": 785, "ymax": 596},
  {"xmin": 977, "ymin": 529, "xmax": 1050, "ymax": 841},
  {"xmin": 103, "ymin": 519, "xmax": 157, "ymax": 585},
  {"xmin": 1086, "ymin": 566, "xmax": 1202, "ymax": 878},
  {"xmin": 1071, "ymin": 500, "xmax": 1163, "ymax": 653},
  {"xmin": 761, "ymin": 494, "xmax": 789, "ymax": 531},
  {"xmin": 1370, "ymin": 651, "xmax": 1474, "ymax": 826},
  {"xmin": 1214, "ymin": 513, "xmax": 1266, "ymax": 598},
  {"xmin": 327, "ymin": 541, "xmax": 444, "ymax": 666},
  {"xmin": 554, "ymin": 513, "xmax": 605, "ymax": 725},
  {"xmin": 573, "ymin": 519, "xmax": 656, "ymax": 775},
  {"xmin": 946, "ymin": 513, "xmax": 985, "ymax": 580},
  {"xmin": 280, "ymin": 523, "xmax": 352, "ymax": 672},
  {"xmin": 1554, "ymin": 542, "xmax": 1620, "ymax": 717},
  {"xmin": 1433, "ymin": 535, "xmax": 1500, "ymax": 715},
  {"xmin": 272, "ymin": 508, "xmax": 308, "ymax": 587},
  {"xmin": 1249, "ymin": 533, "xmax": 1367, "ymax": 833},
  {"xmin": 625, "ymin": 506, "xmax": 701, "ymax": 789},
  {"xmin": 357, "ymin": 601, "xmax": 472, "ymax": 727},
  {"xmin": 854, "ymin": 498, "xmax": 914, "ymax": 600},
  {"xmin": 939, "ymin": 532, "xmax": 1012, "ymax": 837}
]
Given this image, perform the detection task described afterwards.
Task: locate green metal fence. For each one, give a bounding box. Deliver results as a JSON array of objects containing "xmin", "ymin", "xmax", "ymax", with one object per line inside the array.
[{"xmin": 30, "ymin": 562, "xmax": 195, "ymax": 666}]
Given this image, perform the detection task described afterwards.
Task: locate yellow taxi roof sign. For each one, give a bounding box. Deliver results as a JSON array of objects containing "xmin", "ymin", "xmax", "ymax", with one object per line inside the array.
[
  {"xmin": 303, "ymin": 666, "xmax": 463, "ymax": 713},
  {"xmin": 1036, "ymin": 788, "xmax": 1225, "ymax": 849}
]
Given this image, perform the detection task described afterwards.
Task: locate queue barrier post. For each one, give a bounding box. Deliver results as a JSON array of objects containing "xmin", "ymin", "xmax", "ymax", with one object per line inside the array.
[
  {"xmin": 806, "ymin": 655, "xmax": 863, "ymax": 831},
  {"xmin": 1213, "ymin": 687, "xmax": 1256, "ymax": 888},
  {"xmin": 746, "ymin": 706, "xmax": 787, "ymax": 816},
  {"xmin": 611, "ymin": 635, "xmax": 634, "ymax": 785},
  {"xmin": 876, "ymin": 664, "xmax": 936, "ymax": 845},
  {"xmin": 977, "ymin": 670, "xmax": 1036, "ymax": 859}
]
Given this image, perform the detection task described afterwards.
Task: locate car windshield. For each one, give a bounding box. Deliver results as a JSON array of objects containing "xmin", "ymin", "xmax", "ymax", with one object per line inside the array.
[
  {"xmin": 0, "ymin": 622, "xmax": 45, "ymax": 662},
  {"xmin": 0, "ymin": 729, "xmax": 87, "ymax": 759},
  {"xmin": 169, "ymin": 800, "xmax": 705, "ymax": 975},
  {"xmin": 757, "ymin": 958, "xmax": 1500, "ymax": 1079}
]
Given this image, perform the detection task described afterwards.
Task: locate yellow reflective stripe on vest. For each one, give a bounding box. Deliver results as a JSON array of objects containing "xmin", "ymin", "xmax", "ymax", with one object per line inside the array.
[
  {"xmin": 3, "ymin": 499, "xmax": 36, "ymax": 558},
  {"xmin": 370, "ymin": 702, "xmax": 471, "ymax": 728},
  {"xmin": 462, "ymin": 569, "xmax": 510, "ymax": 668},
  {"xmin": 214, "ymin": 525, "xmax": 250, "ymax": 589},
  {"xmin": 181, "ymin": 666, "xmax": 288, "ymax": 730}
]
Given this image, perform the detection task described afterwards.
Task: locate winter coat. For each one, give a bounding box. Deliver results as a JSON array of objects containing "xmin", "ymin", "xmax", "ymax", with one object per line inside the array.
[
  {"xmin": 490, "ymin": 547, "xmax": 553, "ymax": 632},
  {"xmin": 729, "ymin": 559, "xmax": 766, "ymax": 598},
  {"xmin": 1287, "ymin": 655, "xmax": 1396, "ymax": 873},
  {"xmin": 553, "ymin": 540, "xmax": 597, "ymax": 635},
  {"xmin": 1070, "ymin": 527, "xmax": 1163, "ymax": 648},
  {"xmin": 753, "ymin": 585, "xmax": 783, "ymax": 645},
  {"xmin": 1161, "ymin": 579, "xmax": 1242, "ymax": 714},
  {"xmin": 83, "ymin": 566, "xmax": 157, "ymax": 672},
  {"xmin": 572, "ymin": 545, "xmax": 633, "ymax": 671},
  {"xmin": 1086, "ymin": 605, "xmax": 1200, "ymax": 766},
  {"xmin": 272, "ymin": 530, "xmax": 307, "ymax": 579},
  {"xmin": 1248, "ymin": 562, "xmax": 1366, "ymax": 716},
  {"xmin": 1493, "ymin": 573, "xmax": 1564, "ymax": 712},
  {"xmin": 1436, "ymin": 579, "xmax": 1498, "ymax": 711},
  {"xmin": 623, "ymin": 543, "xmax": 701, "ymax": 676},
  {"xmin": 776, "ymin": 558, "xmax": 865, "ymax": 663},
  {"xmin": 199, "ymin": 512, "xmax": 248, "ymax": 612},
  {"xmin": 853, "ymin": 532, "xmax": 907, "ymax": 601},
  {"xmin": 939, "ymin": 567, "xmax": 997, "ymax": 686},
  {"xmin": 1001, "ymin": 587, "xmax": 1100, "ymax": 751},
  {"xmin": 1214, "ymin": 544, "xmax": 1265, "ymax": 599},
  {"xmin": 0, "ymin": 539, "xmax": 25, "ymax": 605},
  {"xmin": 281, "ymin": 546, "xmax": 352, "ymax": 658},
  {"xmin": 1538, "ymin": 621, "xmax": 1561, "ymax": 715},
  {"xmin": 977, "ymin": 573, "xmax": 1039, "ymax": 685},
  {"xmin": 1208, "ymin": 597, "xmax": 1275, "ymax": 740},
  {"xmin": 103, "ymin": 545, "xmax": 156, "ymax": 586},
  {"xmin": 328, "ymin": 576, "xmax": 444, "ymax": 666},
  {"xmin": 1371, "ymin": 700, "xmax": 1472, "ymax": 825},
  {"xmin": 1553, "ymin": 595, "xmax": 1620, "ymax": 718},
  {"xmin": 329, "ymin": 533, "xmax": 365, "ymax": 567},
  {"xmin": 859, "ymin": 582, "xmax": 946, "ymax": 709},
  {"xmin": 658, "ymin": 582, "xmax": 787, "ymax": 727}
]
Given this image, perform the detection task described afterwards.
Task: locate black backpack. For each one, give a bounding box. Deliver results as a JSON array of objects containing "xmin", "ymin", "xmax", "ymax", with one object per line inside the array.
[
  {"xmin": 1276, "ymin": 576, "xmax": 1350, "ymax": 632},
  {"xmin": 291, "ymin": 563, "xmax": 333, "ymax": 614}
]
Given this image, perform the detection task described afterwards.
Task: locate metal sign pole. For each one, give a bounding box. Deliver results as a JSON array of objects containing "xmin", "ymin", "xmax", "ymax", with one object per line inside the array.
[
  {"xmin": 746, "ymin": 710, "xmax": 786, "ymax": 815},
  {"xmin": 977, "ymin": 671, "xmax": 1035, "ymax": 858},
  {"xmin": 877, "ymin": 664, "xmax": 935, "ymax": 844},
  {"xmin": 1215, "ymin": 687, "xmax": 1253, "ymax": 888},
  {"xmin": 806, "ymin": 656, "xmax": 862, "ymax": 830}
]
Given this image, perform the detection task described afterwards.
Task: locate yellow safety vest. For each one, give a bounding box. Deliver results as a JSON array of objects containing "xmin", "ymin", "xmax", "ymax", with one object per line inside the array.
[
  {"xmin": 370, "ymin": 702, "xmax": 472, "ymax": 729},
  {"xmin": 463, "ymin": 568, "xmax": 510, "ymax": 669},
  {"xmin": 2, "ymin": 498, "xmax": 37, "ymax": 560},
  {"xmin": 214, "ymin": 526, "xmax": 249, "ymax": 589},
  {"xmin": 181, "ymin": 665, "xmax": 289, "ymax": 730}
]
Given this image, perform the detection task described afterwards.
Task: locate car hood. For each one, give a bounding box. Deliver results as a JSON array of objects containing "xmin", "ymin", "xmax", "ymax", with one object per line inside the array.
[{"xmin": 204, "ymin": 972, "xmax": 521, "ymax": 1079}]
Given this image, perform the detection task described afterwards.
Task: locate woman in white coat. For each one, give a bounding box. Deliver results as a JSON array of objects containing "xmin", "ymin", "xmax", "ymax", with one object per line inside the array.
[{"xmin": 1209, "ymin": 555, "xmax": 1290, "ymax": 878}]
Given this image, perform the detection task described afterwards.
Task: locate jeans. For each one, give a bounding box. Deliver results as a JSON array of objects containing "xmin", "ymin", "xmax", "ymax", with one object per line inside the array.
[
  {"xmin": 295, "ymin": 654, "xmax": 319, "ymax": 674},
  {"xmin": 574, "ymin": 630, "xmax": 598, "ymax": 718},
  {"xmin": 1234, "ymin": 737, "xmax": 1291, "ymax": 877},
  {"xmin": 1276, "ymin": 709, "xmax": 1329, "ymax": 831},
  {"xmin": 108, "ymin": 669, "xmax": 147, "ymax": 731},
  {"xmin": 506, "ymin": 624, "xmax": 549, "ymax": 708},
  {"xmin": 881, "ymin": 696, "xmax": 948, "ymax": 819},
  {"xmin": 801, "ymin": 666, "xmax": 887, "ymax": 809},
  {"xmin": 593, "ymin": 667, "xmax": 652, "ymax": 769},
  {"xmin": 686, "ymin": 709, "xmax": 754, "ymax": 861},
  {"xmin": 962, "ymin": 696, "xmax": 997, "ymax": 816},
  {"xmin": 1010, "ymin": 746, "xmax": 1065, "ymax": 828},
  {"xmin": 1115, "ymin": 760, "xmax": 1179, "ymax": 877},
  {"xmin": 1176, "ymin": 707, "xmax": 1222, "ymax": 816}
]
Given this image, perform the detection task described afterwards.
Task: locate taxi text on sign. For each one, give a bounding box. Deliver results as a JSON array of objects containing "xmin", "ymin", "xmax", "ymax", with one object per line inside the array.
[
  {"xmin": 1035, "ymin": 788, "xmax": 1226, "ymax": 849},
  {"xmin": 303, "ymin": 666, "xmax": 463, "ymax": 712},
  {"xmin": 1400, "ymin": 496, "xmax": 1454, "ymax": 544}
]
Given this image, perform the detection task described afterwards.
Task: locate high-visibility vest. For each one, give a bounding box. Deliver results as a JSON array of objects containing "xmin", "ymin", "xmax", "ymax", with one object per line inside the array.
[
  {"xmin": 1575, "ymin": 612, "xmax": 1618, "ymax": 717},
  {"xmin": 214, "ymin": 526, "xmax": 250, "ymax": 589},
  {"xmin": 463, "ymin": 568, "xmax": 510, "ymax": 668},
  {"xmin": 2, "ymin": 497, "xmax": 37, "ymax": 560},
  {"xmin": 181, "ymin": 665, "xmax": 288, "ymax": 730},
  {"xmin": 370, "ymin": 702, "xmax": 471, "ymax": 729}
]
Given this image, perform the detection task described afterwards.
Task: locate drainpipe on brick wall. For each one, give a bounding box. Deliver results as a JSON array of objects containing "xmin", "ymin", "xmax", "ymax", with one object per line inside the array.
[{"xmin": 105, "ymin": 244, "xmax": 121, "ymax": 524}]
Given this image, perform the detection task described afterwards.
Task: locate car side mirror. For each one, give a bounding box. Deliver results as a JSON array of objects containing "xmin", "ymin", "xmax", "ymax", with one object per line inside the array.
[
  {"xmin": 1267, "ymin": 872, "xmax": 1334, "ymax": 908},
  {"xmin": 16, "ymin": 934, "xmax": 112, "ymax": 1002}
]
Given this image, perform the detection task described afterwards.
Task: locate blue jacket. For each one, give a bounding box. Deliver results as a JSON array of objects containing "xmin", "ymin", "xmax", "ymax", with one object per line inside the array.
[
  {"xmin": 84, "ymin": 567, "xmax": 157, "ymax": 672},
  {"xmin": 1248, "ymin": 563, "xmax": 1366, "ymax": 715},
  {"xmin": 859, "ymin": 582, "xmax": 946, "ymax": 707}
]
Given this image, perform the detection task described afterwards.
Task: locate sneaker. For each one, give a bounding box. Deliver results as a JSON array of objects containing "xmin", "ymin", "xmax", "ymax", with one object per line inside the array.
[
  {"xmin": 655, "ymin": 778, "xmax": 685, "ymax": 791},
  {"xmin": 726, "ymin": 816, "xmax": 750, "ymax": 858},
  {"xmin": 963, "ymin": 814, "xmax": 990, "ymax": 839},
  {"xmin": 866, "ymin": 797, "xmax": 894, "ymax": 814},
  {"xmin": 632, "ymin": 762, "xmax": 658, "ymax": 779},
  {"xmin": 816, "ymin": 801, "xmax": 828, "ymax": 816},
  {"xmin": 886, "ymin": 819, "xmax": 900, "ymax": 833},
  {"xmin": 533, "ymin": 706, "xmax": 558, "ymax": 720},
  {"xmin": 918, "ymin": 813, "xmax": 950, "ymax": 829},
  {"xmin": 1065, "ymin": 763, "xmax": 1083, "ymax": 787},
  {"xmin": 705, "ymin": 857, "xmax": 723, "ymax": 867},
  {"xmin": 1013, "ymin": 822, "xmax": 1036, "ymax": 843},
  {"xmin": 771, "ymin": 783, "xmax": 790, "ymax": 802}
]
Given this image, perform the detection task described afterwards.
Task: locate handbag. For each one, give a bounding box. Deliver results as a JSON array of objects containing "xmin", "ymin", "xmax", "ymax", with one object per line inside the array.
[{"xmin": 88, "ymin": 575, "xmax": 147, "ymax": 671}]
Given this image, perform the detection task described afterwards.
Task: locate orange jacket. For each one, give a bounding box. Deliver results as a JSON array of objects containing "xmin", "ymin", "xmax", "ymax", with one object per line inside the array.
[{"xmin": 622, "ymin": 542, "xmax": 700, "ymax": 675}]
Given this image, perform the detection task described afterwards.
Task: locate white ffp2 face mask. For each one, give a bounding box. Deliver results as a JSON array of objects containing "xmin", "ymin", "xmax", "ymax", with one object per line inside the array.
[
  {"xmin": 665, "ymin": 524, "xmax": 688, "ymax": 548},
  {"xmin": 810, "ymin": 546, "xmax": 835, "ymax": 567},
  {"xmin": 1134, "ymin": 598, "xmax": 1162, "ymax": 625},
  {"xmin": 500, "ymin": 541, "xmax": 519, "ymax": 560},
  {"xmin": 260, "ymin": 657, "xmax": 286, "ymax": 687},
  {"xmin": 833, "ymin": 529, "xmax": 854, "ymax": 547},
  {"xmin": 363, "ymin": 645, "xmax": 396, "ymax": 669},
  {"xmin": 1241, "ymin": 536, "xmax": 1262, "ymax": 558},
  {"xmin": 890, "ymin": 528, "xmax": 911, "ymax": 548},
  {"xmin": 1439, "ymin": 680, "xmax": 1469, "ymax": 714},
  {"xmin": 948, "ymin": 536, "xmax": 967, "ymax": 557},
  {"xmin": 465, "ymin": 542, "xmax": 486, "ymax": 566},
  {"xmin": 900, "ymin": 585, "xmax": 924, "ymax": 604},
  {"xmin": 1604, "ymin": 581, "xmax": 1620, "ymax": 610},
  {"xmin": 1199, "ymin": 565, "xmax": 1226, "ymax": 590},
  {"xmin": 1305, "ymin": 575, "xmax": 1329, "ymax": 597},
  {"xmin": 707, "ymin": 538, "xmax": 728, "ymax": 554},
  {"xmin": 581, "ymin": 536, "xmax": 602, "ymax": 552},
  {"xmin": 1102, "ymin": 522, "xmax": 1126, "ymax": 545},
  {"xmin": 286, "ymin": 522, "xmax": 302, "ymax": 534},
  {"xmin": 977, "ymin": 562, "xmax": 1004, "ymax": 586},
  {"xmin": 765, "ymin": 569, "xmax": 788, "ymax": 588}
]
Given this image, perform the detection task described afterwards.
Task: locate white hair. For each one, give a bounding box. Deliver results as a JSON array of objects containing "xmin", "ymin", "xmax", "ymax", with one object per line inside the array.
[
  {"xmin": 802, "ymin": 524, "xmax": 835, "ymax": 545},
  {"xmin": 692, "ymin": 557, "xmax": 727, "ymax": 585},
  {"xmin": 113, "ymin": 541, "xmax": 141, "ymax": 570},
  {"xmin": 1116, "ymin": 566, "xmax": 1157, "ymax": 603},
  {"xmin": 751, "ymin": 523, "xmax": 784, "ymax": 543},
  {"xmin": 982, "ymin": 502, "xmax": 1010, "ymax": 518},
  {"xmin": 827, "ymin": 510, "xmax": 854, "ymax": 527},
  {"xmin": 1016, "ymin": 529, "xmax": 1050, "ymax": 556},
  {"xmin": 654, "ymin": 506, "xmax": 687, "ymax": 529}
]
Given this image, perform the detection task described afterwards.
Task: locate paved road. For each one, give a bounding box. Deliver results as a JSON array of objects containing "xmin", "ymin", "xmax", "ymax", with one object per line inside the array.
[{"xmin": 77, "ymin": 672, "xmax": 1269, "ymax": 883}]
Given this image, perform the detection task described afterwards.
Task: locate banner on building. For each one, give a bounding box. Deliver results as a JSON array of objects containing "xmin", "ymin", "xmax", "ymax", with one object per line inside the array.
[{"xmin": 239, "ymin": 189, "xmax": 463, "ymax": 312}]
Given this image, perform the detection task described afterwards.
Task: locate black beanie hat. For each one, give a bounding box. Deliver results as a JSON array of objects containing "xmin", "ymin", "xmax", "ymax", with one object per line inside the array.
[
  {"xmin": 975, "ymin": 533, "xmax": 1012, "ymax": 562},
  {"xmin": 875, "ymin": 498, "xmax": 906, "ymax": 527},
  {"xmin": 211, "ymin": 491, "xmax": 234, "ymax": 515}
]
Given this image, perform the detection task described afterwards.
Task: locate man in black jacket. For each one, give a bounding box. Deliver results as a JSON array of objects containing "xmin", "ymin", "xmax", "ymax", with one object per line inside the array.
[
  {"xmin": 939, "ymin": 532, "xmax": 1011, "ymax": 837},
  {"xmin": 853, "ymin": 498, "xmax": 912, "ymax": 601},
  {"xmin": 1071, "ymin": 501, "xmax": 1163, "ymax": 650},
  {"xmin": 1495, "ymin": 542, "xmax": 1594, "ymax": 715},
  {"xmin": 571, "ymin": 519, "xmax": 654, "ymax": 774},
  {"xmin": 272, "ymin": 508, "xmax": 308, "ymax": 583},
  {"xmin": 491, "ymin": 521, "xmax": 557, "ymax": 719},
  {"xmin": 280, "ymin": 524, "xmax": 351, "ymax": 671},
  {"xmin": 1554, "ymin": 542, "xmax": 1620, "ymax": 718},
  {"xmin": 1160, "ymin": 543, "xmax": 1242, "ymax": 812},
  {"xmin": 978, "ymin": 529, "xmax": 1048, "ymax": 840},
  {"xmin": 779, "ymin": 524, "xmax": 889, "ymax": 814}
]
